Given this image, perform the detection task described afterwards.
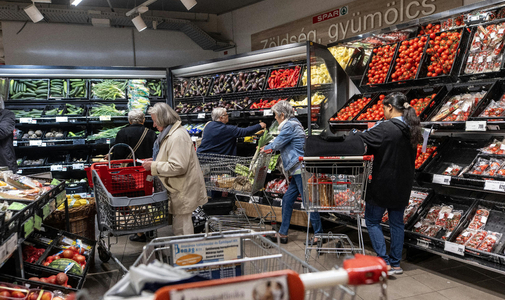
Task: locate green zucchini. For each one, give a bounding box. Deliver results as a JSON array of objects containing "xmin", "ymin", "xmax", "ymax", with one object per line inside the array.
[{"xmin": 11, "ymin": 92, "xmax": 23, "ymax": 99}]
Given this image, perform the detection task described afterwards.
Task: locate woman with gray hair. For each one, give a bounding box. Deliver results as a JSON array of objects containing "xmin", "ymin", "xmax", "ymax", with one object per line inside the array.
[
  {"xmin": 261, "ymin": 100, "xmax": 323, "ymax": 244},
  {"xmin": 142, "ymin": 103, "xmax": 207, "ymax": 236},
  {"xmin": 197, "ymin": 107, "xmax": 266, "ymax": 156}
]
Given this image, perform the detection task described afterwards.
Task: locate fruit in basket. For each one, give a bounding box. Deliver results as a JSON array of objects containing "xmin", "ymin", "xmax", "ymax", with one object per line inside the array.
[
  {"xmin": 418, "ymin": 23, "xmax": 441, "ymax": 36},
  {"xmin": 415, "ymin": 144, "xmax": 437, "ymax": 169},
  {"xmin": 56, "ymin": 273, "xmax": 68, "ymax": 285},
  {"xmin": 425, "ymin": 31, "xmax": 461, "ymax": 77},
  {"xmin": 391, "ymin": 37, "xmax": 428, "ymax": 81},
  {"xmin": 330, "ymin": 96, "xmax": 372, "ymax": 121},
  {"xmin": 356, "ymin": 95, "xmax": 385, "ymax": 121},
  {"xmin": 62, "ymin": 250, "xmax": 74, "ymax": 259},
  {"xmin": 48, "ymin": 258, "xmax": 84, "ymax": 276},
  {"xmin": 410, "ymin": 94, "xmax": 437, "ymax": 116},
  {"xmin": 366, "ymin": 44, "xmax": 397, "ymax": 84}
]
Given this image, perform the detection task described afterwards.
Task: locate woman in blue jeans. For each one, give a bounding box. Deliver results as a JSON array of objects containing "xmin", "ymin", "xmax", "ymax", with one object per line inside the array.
[
  {"xmin": 261, "ymin": 100, "xmax": 323, "ymax": 244},
  {"xmin": 357, "ymin": 92, "xmax": 422, "ymax": 275}
]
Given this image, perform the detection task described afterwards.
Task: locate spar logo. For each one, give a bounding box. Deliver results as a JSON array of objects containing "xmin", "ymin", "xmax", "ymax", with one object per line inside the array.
[{"xmin": 313, "ymin": 6, "xmax": 348, "ymax": 24}]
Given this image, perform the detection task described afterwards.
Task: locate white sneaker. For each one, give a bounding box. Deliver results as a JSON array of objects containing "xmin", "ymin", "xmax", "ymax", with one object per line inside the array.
[{"xmin": 388, "ymin": 267, "xmax": 403, "ymax": 275}]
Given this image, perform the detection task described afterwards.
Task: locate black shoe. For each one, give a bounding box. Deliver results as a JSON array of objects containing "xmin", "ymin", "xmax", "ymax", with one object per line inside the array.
[
  {"xmin": 266, "ymin": 234, "xmax": 288, "ymax": 244},
  {"xmin": 145, "ymin": 230, "xmax": 156, "ymax": 239},
  {"xmin": 129, "ymin": 234, "xmax": 146, "ymax": 242}
]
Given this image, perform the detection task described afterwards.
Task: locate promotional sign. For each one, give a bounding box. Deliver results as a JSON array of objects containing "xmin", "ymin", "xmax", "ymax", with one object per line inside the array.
[{"xmin": 251, "ymin": 0, "xmax": 463, "ymax": 50}]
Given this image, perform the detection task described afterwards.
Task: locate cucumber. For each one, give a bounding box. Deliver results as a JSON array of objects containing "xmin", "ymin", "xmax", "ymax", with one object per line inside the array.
[
  {"xmin": 24, "ymin": 82, "xmax": 36, "ymax": 88},
  {"xmin": 75, "ymin": 87, "xmax": 82, "ymax": 96},
  {"xmin": 22, "ymin": 83, "xmax": 26, "ymax": 92},
  {"xmin": 35, "ymin": 89, "xmax": 48, "ymax": 93},
  {"xmin": 11, "ymin": 92, "xmax": 23, "ymax": 99},
  {"xmin": 9, "ymin": 80, "xmax": 13, "ymax": 94}
]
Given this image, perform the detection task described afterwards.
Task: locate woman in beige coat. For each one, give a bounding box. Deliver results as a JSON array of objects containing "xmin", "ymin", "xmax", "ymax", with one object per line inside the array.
[{"xmin": 142, "ymin": 103, "xmax": 207, "ymax": 236}]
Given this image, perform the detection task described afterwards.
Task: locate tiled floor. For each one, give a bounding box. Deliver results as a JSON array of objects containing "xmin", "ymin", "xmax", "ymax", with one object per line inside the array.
[{"xmin": 84, "ymin": 225, "xmax": 505, "ymax": 300}]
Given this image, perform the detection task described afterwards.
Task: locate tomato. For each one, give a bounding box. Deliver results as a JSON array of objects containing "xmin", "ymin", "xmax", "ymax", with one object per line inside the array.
[
  {"xmin": 366, "ymin": 44, "xmax": 397, "ymax": 85},
  {"xmin": 63, "ymin": 250, "xmax": 74, "ymax": 259}
]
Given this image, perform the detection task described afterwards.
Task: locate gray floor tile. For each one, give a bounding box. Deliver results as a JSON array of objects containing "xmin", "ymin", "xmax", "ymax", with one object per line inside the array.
[
  {"xmin": 396, "ymin": 291, "xmax": 449, "ymax": 300},
  {"xmin": 469, "ymin": 278, "xmax": 505, "ymax": 297},
  {"xmin": 436, "ymin": 266, "xmax": 493, "ymax": 283},
  {"xmin": 358, "ymin": 276, "xmax": 433, "ymax": 299},
  {"xmin": 410, "ymin": 272, "xmax": 462, "ymax": 291},
  {"xmin": 438, "ymin": 285, "xmax": 505, "ymax": 300}
]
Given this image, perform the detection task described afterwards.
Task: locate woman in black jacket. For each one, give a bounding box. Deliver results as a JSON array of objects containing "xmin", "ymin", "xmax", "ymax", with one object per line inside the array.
[{"xmin": 357, "ymin": 92, "xmax": 422, "ymax": 275}]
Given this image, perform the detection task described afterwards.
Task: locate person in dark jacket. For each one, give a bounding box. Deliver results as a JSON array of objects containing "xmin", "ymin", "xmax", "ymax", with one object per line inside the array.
[
  {"xmin": 109, "ymin": 109, "xmax": 157, "ymax": 161},
  {"xmin": 109, "ymin": 109, "xmax": 157, "ymax": 243},
  {"xmin": 357, "ymin": 92, "xmax": 422, "ymax": 275},
  {"xmin": 0, "ymin": 98, "xmax": 17, "ymax": 172},
  {"xmin": 197, "ymin": 107, "xmax": 266, "ymax": 156}
]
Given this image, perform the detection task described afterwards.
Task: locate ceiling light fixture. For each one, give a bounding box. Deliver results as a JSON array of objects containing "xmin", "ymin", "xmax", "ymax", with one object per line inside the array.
[
  {"xmin": 24, "ymin": 4, "xmax": 44, "ymax": 23},
  {"xmin": 71, "ymin": 0, "xmax": 83, "ymax": 6},
  {"xmin": 180, "ymin": 0, "xmax": 197, "ymax": 11},
  {"xmin": 125, "ymin": 0, "xmax": 157, "ymax": 17},
  {"xmin": 132, "ymin": 15, "xmax": 147, "ymax": 32},
  {"xmin": 32, "ymin": 0, "xmax": 51, "ymax": 3},
  {"xmin": 91, "ymin": 18, "xmax": 110, "ymax": 27}
]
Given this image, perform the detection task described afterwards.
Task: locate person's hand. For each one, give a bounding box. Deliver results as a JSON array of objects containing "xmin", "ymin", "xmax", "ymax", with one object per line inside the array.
[
  {"xmin": 144, "ymin": 158, "xmax": 153, "ymax": 162},
  {"xmin": 142, "ymin": 161, "xmax": 152, "ymax": 171},
  {"xmin": 259, "ymin": 122, "xmax": 267, "ymax": 129},
  {"xmin": 104, "ymin": 154, "xmax": 110, "ymax": 161}
]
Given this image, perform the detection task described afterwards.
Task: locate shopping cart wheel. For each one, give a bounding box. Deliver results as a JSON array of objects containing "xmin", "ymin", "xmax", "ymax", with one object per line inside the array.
[{"xmin": 98, "ymin": 244, "xmax": 111, "ymax": 263}]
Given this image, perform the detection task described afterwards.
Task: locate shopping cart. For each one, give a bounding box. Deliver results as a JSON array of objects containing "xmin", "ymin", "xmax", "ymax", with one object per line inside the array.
[
  {"xmin": 300, "ymin": 156, "xmax": 374, "ymax": 261},
  {"xmin": 123, "ymin": 218, "xmax": 388, "ymax": 300},
  {"xmin": 197, "ymin": 152, "xmax": 276, "ymax": 231},
  {"xmin": 87, "ymin": 144, "xmax": 170, "ymax": 272}
]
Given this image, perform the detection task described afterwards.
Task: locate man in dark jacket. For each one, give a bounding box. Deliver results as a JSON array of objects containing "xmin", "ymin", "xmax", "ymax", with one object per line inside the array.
[
  {"xmin": 110, "ymin": 109, "xmax": 157, "ymax": 160},
  {"xmin": 0, "ymin": 98, "xmax": 17, "ymax": 172},
  {"xmin": 197, "ymin": 107, "xmax": 266, "ymax": 155}
]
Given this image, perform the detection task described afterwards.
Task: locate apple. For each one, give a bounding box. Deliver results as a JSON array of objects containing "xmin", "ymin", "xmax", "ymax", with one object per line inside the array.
[
  {"xmin": 41, "ymin": 291, "xmax": 52, "ymax": 300},
  {"xmin": 0, "ymin": 290, "xmax": 11, "ymax": 300},
  {"xmin": 11, "ymin": 291, "xmax": 26, "ymax": 298}
]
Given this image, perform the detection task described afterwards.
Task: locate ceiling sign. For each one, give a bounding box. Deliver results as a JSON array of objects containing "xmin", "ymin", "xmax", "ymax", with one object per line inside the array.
[{"xmin": 251, "ymin": 0, "xmax": 463, "ymax": 51}]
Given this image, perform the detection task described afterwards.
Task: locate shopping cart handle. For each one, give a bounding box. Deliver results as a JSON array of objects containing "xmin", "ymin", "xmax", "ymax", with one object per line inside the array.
[
  {"xmin": 299, "ymin": 155, "xmax": 374, "ymax": 161},
  {"xmin": 343, "ymin": 254, "xmax": 388, "ymax": 285}
]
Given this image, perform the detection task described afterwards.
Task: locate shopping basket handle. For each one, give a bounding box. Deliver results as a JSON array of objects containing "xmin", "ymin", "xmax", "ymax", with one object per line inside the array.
[
  {"xmin": 204, "ymin": 217, "xmax": 223, "ymax": 239},
  {"xmin": 342, "ymin": 253, "xmax": 388, "ymax": 285},
  {"xmin": 299, "ymin": 155, "xmax": 374, "ymax": 161},
  {"xmin": 107, "ymin": 143, "xmax": 137, "ymax": 168}
]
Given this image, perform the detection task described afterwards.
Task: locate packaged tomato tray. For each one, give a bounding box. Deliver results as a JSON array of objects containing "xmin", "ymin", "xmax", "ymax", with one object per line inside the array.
[
  {"xmin": 464, "ymin": 155, "xmax": 505, "ymax": 179},
  {"xmin": 479, "ymin": 139, "xmax": 505, "ymax": 155},
  {"xmin": 429, "ymin": 91, "xmax": 487, "ymax": 122},
  {"xmin": 328, "ymin": 94, "xmax": 375, "ymax": 122},
  {"xmin": 381, "ymin": 188, "xmax": 432, "ymax": 226},
  {"xmin": 462, "ymin": 22, "xmax": 505, "ymax": 76}
]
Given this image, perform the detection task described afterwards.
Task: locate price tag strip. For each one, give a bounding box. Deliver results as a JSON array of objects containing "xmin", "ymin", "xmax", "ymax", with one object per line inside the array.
[
  {"xmin": 56, "ymin": 116, "xmax": 68, "ymax": 123},
  {"xmin": 433, "ymin": 174, "xmax": 451, "ymax": 185},
  {"xmin": 417, "ymin": 239, "xmax": 430, "ymax": 248},
  {"xmin": 198, "ymin": 113, "xmax": 206, "ymax": 119},
  {"xmin": 465, "ymin": 121, "xmax": 486, "ymax": 132},
  {"xmin": 444, "ymin": 241, "xmax": 465, "ymax": 256},
  {"xmin": 99, "ymin": 115, "xmax": 112, "ymax": 121},
  {"xmin": 484, "ymin": 180, "xmax": 505, "ymax": 193},
  {"xmin": 72, "ymin": 163, "xmax": 85, "ymax": 170}
]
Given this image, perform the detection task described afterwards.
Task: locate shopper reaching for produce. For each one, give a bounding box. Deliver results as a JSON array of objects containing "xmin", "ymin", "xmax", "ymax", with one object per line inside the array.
[
  {"xmin": 197, "ymin": 107, "xmax": 266, "ymax": 156},
  {"xmin": 142, "ymin": 103, "xmax": 207, "ymax": 236},
  {"xmin": 0, "ymin": 96, "xmax": 17, "ymax": 172},
  {"xmin": 261, "ymin": 100, "xmax": 323, "ymax": 244},
  {"xmin": 356, "ymin": 92, "xmax": 422, "ymax": 275}
]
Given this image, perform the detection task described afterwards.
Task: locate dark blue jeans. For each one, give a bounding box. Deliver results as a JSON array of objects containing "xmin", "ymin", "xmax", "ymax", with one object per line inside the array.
[
  {"xmin": 365, "ymin": 202, "xmax": 405, "ymax": 267},
  {"xmin": 280, "ymin": 174, "xmax": 323, "ymax": 235}
]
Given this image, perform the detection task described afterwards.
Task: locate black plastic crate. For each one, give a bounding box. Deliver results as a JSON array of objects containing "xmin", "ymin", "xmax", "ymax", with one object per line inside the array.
[
  {"xmin": 381, "ymin": 187, "xmax": 434, "ymax": 230},
  {"xmin": 406, "ymin": 194, "xmax": 476, "ymax": 248},
  {"xmin": 359, "ymin": 42, "xmax": 399, "ymax": 88},
  {"xmin": 328, "ymin": 93, "xmax": 377, "ymax": 123},
  {"xmin": 42, "ymin": 105, "xmax": 65, "ymax": 117},
  {"xmin": 37, "ymin": 244, "xmax": 91, "ymax": 277},
  {"xmin": 423, "ymin": 138, "xmax": 489, "ymax": 176},
  {"xmin": 146, "ymin": 79, "xmax": 166, "ymax": 100},
  {"xmin": 415, "ymin": 136, "xmax": 449, "ymax": 172},
  {"xmin": 264, "ymin": 64, "xmax": 304, "ymax": 91},
  {"xmin": 64, "ymin": 183, "xmax": 88, "ymax": 195},
  {"xmin": 46, "ymin": 153, "xmax": 68, "ymax": 165},
  {"xmin": 354, "ymin": 89, "xmax": 409, "ymax": 122},
  {"xmin": 90, "ymin": 79, "xmax": 127, "ymax": 101},
  {"xmin": 63, "ymin": 103, "xmax": 87, "ymax": 117},
  {"xmin": 425, "ymin": 81, "xmax": 494, "ymax": 123},
  {"xmin": 463, "ymin": 154, "xmax": 505, "ymax": 180},
  {"xmin": 48, "ymin": 79, "xmax": 68, "ymax": 99},
  {"xmin": 8, "ymin": 79, "xmax": 49, "ymax": 100},
  {"xmin": 458, "ymin": 21, "xmax": 505, "ymax": 82},
  {"xmin": 21, "ymin": 156, "xmax": 47, "ymax": 167},
  {"xmin": 450, "ymin": 199, "xmax": 505, "ymax": 263},
  {"xmin": 66, "ymin": 151, "xmax": 89, "ymax": 165},
  {"xmin": 387, "ymin": 35, "xmax": 430, "ymax": 85},
  {"xmin": 0, "ymin": 200, "xmax": 36, "ymax": 240},
  {"xmin": 471, "ymin": 79, "xmax": 505, "ymax": 121},
  {"xmin": 417, "ymin": 28, "xmax": 471, "ymax": 84},
  {"xmin": 67, "ymin": 79, "xmax": 88, "ymax": 99},
  {"xmin": 405, "ymin": 86, "xmax": 449, "ymax": 121}
]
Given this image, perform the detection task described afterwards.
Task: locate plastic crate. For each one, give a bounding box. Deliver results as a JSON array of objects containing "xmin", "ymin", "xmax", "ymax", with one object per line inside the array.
[
  {"xmin": 405, "ymin": 86, "xmax": 449, "ymax": 121},
  {"xmin": 471, "ymin": 79, "xmax": 505, "ymax": 121},
  {"xmin": 359, "ymin": 42, "xmax": 398, "ymax": 88}
]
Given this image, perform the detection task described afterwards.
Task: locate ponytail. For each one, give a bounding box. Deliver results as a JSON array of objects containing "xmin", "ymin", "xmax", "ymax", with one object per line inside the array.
[{"xmin": 384, "ymin": 92, "xmax": 423, "ymax": 148}]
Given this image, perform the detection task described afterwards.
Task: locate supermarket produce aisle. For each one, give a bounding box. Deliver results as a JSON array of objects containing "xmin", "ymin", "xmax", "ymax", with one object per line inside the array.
[{"xmin": 83, "ymin": 225, "xmax": 505, "ymax": 300}]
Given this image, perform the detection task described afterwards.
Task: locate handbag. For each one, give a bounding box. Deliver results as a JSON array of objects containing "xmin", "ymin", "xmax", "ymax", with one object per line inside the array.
[{"xmin": 120, "ymin": 127, "xmax": 149, "ymax": 167}]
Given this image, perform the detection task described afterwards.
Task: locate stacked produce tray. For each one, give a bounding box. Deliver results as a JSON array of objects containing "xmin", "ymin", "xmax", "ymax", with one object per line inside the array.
[
  {"xmin": 414, "ymin": 136, "xmax": 449, "ymax": 172},
  {"xmin": 381, "ymin": 187, "xmax": 434, "ymax": 231},
  {"xmin": 405, "ymin": 86, "xmax": 449, "ymax": 121},
  {"xmin": 406, "ymin": 194, "xmax": 476, "ymax": 248},
  {"xmin": 328, "ymin": 93, "xmax": 377, "ymax": 123},
  {"xmin": 8, "ymin": 79, "xmax": 49, "ymax": 100},
  {"xmin": 90, "ymin": 79, "xmax": 128, "ymax": 101},
  {"xmin": 471, "ymin": 79, "xmax": 505, "ymax": 122},
  {"xmin": 359, "ymin": 42, "xmax": 398, "ymax": 88}
]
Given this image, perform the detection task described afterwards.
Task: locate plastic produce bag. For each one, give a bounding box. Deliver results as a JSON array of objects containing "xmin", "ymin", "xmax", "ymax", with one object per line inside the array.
[
  {"xmin": 477, "ymin": 231, "xmax": 502, "ymax": 252},
  {"xmin": 128, "ymin": 80, "xmax": 151, "ymax": 113},
  {"xmin": 442, "ymin": 164, "xmax": 462, "ymax": 176},
  {"xmin": 466, "ymin": 230, "xmax": 488, "ymax": 249},
  {"xmin": 468, "ymin": 206, "xmax": 490, "ymax": 230}
]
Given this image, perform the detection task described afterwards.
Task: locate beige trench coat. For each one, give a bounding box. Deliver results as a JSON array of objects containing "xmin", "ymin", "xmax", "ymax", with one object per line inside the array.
[{"xmin": 151, "ymin": 121, "xmax": 208, "ymax": 215}]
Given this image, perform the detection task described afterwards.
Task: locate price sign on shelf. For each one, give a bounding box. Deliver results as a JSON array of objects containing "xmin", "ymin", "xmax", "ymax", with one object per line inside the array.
[
  {"xmin": 231, "ymin": 111, "xmax": 240, "ymax": 118},
  {"xmin": 29, "ymin": 140, "xmax": 42, "ymax": 147},
  {"xmin": 417, "ymin": 239, "xmax": 430, "ymax": 248},
  {"xmin": 465, "ymin": 121, "xmax": 486, "ymax": 131},
  {"xmin": 13, "ymin": 141, "xmax": 17, "ymax": 147},
  {"xmin": 433, "ymin": 174, "xmax": 451, "ymax": 185},
  {"xmin": 72, "ymin": 163, "xmax": 84, "ymax": 170},
  {"xmin": 20, "ymin": 118, "xmax": 32, "ymax": 124},
  {"xmin": 444, "ymin": 241, "xmax": 465, "ymax": 256},
  {"xmin": 34, "ymin": 215, "xmax": 42, "ymax": 231},
  {"xmin": 197, "ymin": 113, "xmax": 206, "ymax": 119},
  {"xmin": 484, "ymin": 180, "xmax": 505, "ymax": 193},
  {"xmin": 191, "ymin": 136, "xmax": 198, "ymax": 142},
  {"xmin": 50, "ymin": 165, "xmax": 63, "ymax": 171},
  {"xmin": 24, "ymin": 217, "xmax": 34, "ymax": 239},
  {"xmin": 106, "ymin": 139, "xmax": 111, "ymax": 145},
  {"xmin": 263, "ymin": 109, "xmax": 273, "ymax": 116},
  {"xmin": 43, "ymin": 203, "xmax": 51, "ymax": 220},
  {"xmin": 56, "ymin": 116, "xmax": 68, "ymax": 123},
  {"xmin": 99, "ymin": 115, "xmax": 111, "ymax": 121}
]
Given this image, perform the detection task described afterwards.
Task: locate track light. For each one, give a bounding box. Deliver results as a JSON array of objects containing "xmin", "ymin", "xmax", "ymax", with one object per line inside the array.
[
  {"xmin": 132, "ymin": 15, "xmax": 147, "ymax": 32},
  {"xmin": 71, "ymin": 0, "xmax": 83, "ymax": 6},
  {"xmin": 180, "ymin": 0, "xmax": 197, "ymax": 10},
  {"xmin": 24, "ymin": 4, "xmax": 44, "ymax": 23}
]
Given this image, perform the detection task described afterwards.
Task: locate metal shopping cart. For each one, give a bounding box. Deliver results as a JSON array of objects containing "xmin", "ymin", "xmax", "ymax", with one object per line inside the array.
[
  {"xmin": 86, "ymin": 144, "xmax": 170, "ymax": 272},
  {"xmin": 120, "ymin": 217, "xmax": 388, "ymax": 300},
  {"xmin": 300, "ymin": 156, "xmax": 374, "ymax": 261},
  {"xmin": 197, "ymin": 152, "xmax": 276, "ymax": 231}
]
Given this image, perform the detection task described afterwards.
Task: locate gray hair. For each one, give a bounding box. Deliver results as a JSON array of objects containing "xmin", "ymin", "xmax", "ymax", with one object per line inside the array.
[
  {"xmin": 211, "ymin": 107, "xmax": 227, "ymax": 121},
  {"xmin": 272, "ymin": 100, "xmax": 295, "ymax": 119},
  {"xmin": 128, "ymin": 109, "xmax": 145, "ymax": 124},
  {"xmin": 148, "ymin": 103, "xmax": 181, "ymax": 128}
]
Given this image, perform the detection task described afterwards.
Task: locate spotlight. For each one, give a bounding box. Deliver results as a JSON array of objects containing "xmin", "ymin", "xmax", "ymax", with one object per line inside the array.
[
  {"xmin": 71, "ymin": 0, "xmax": 83, "ymax": 6},
  {"xmin": 24, "ymin": 4, "xmax": 44, "ymax": 23},
  {"xmin": 132, "ymin": 15, "xmax": 147, "ymax": 32},
  {"xmin": 180, "ymin": 0, "xmax": 197, "ymax": 10}
]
